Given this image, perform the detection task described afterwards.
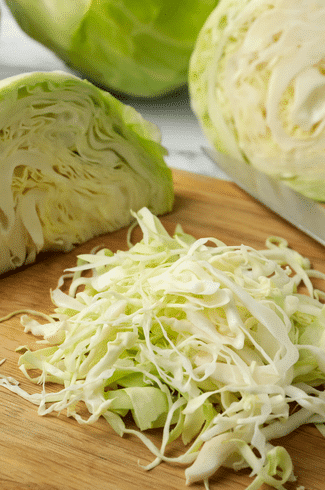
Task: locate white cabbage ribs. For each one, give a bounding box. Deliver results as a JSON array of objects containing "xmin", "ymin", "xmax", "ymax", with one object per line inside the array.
[
  {"xmin": 0, "ymin": 71, "xmax": 173, "ymax": 274},
  {"xmin": 190, "ymin": 0, "xmax": 325, "ymax": 201}
]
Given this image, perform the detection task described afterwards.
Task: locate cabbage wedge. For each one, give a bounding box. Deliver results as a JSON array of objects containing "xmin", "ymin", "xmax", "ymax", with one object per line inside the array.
[{"xmin": 0, "ymin": 71, "xmax": 173, "ymax": 274}]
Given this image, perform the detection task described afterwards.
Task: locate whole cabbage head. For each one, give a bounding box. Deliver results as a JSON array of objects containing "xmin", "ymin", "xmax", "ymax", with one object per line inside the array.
[
  {"xmin": 189, "ymin": 0, "xmax": 325, "ymax": 201},
  {"xmin": 5, "ymin": 0, "xmax": 219, "ymax": 98},
  {"xmin": 0, "ymin": 71, "xmax": 173, "ymax": 274}
]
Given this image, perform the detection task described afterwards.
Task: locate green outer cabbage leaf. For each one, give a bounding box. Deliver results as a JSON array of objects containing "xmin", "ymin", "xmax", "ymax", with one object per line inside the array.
[
  {"xmin": 189, "ymin": 0, "xmax": 325, "ymax": 201},
  {"xmin": 5, "ymin": 0, "xmax": 219, "ymax": 97},
  {"xmin": 0, "ymin": 71, "xmax": 173, "ymax": 274},
  {"xmin": 1, "ymin": 209, "xmax": 325, "ymax": 489}
]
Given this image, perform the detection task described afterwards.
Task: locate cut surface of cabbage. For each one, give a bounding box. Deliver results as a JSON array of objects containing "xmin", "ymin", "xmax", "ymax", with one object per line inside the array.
[
  {"xmin": 0, "ymin": 71, "xmax": 173, "ymax": 274},
  {"xmin": 1, "ymin": 208, "xmax": 325, "ymax": 489},
  {"xmin": 189, "ymin": 0, "xmax": 325, "ymax": 201}
]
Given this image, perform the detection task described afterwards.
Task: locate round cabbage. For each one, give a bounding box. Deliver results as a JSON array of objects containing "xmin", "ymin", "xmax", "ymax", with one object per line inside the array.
[
  {"xmin": 5, "ymin": 0, "xmax": 219, "ymax": 98},
  {"xmin": 0, "ymin": 71, "xmax": 173, "ymax": 274},
  {"xmin": 189, "ymin": 0, "xmax": 325, "ymax": 201}
]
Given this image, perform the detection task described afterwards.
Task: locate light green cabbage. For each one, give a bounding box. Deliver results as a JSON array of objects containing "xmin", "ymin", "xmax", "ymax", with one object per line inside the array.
[
  {"xmin": 5, "ymin": 0, "xmax": 219, "ymax": 97},
  {"xmin": 189, "ymin": 0, "xmax": 325, "ymax": 201},
  {"xmin": 0, "ymin": 71, "xmax": 173, "ymax": 274},
  {"xmin": 1, "ymin": 208, "xmax": 325, "ymax": 489}
]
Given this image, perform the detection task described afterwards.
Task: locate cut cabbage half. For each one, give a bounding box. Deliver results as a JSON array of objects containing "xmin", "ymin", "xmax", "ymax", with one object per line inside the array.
[
  {"xmin": 189, "ymin": 0, "xmax": 325, "ymax": 201},
  {"xmin": 0, "ymin": 71, "xmax": 173, "ymax": 274}
]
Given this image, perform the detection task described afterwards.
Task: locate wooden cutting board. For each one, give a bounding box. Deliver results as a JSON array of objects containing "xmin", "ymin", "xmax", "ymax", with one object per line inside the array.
[{"xmin": 0, "ymin": 169, "xmax": 325, "ymax": 490}]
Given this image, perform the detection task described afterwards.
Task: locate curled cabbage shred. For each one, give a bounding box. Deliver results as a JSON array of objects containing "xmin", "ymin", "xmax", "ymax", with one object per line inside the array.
[
  {"xmin": 0, "ymin": 71, "xmax": 173, "ymax": 274},
  {"xmin": 1, "ymin": 209, "xmax": 325, "ymax": 489},
  {"xmin": 5, "ymin": 0, "xmax": 219, "ymax": 97},
  {"xmin": 189, "ymin": 0, "xmax": 325, "ymax": 201}
]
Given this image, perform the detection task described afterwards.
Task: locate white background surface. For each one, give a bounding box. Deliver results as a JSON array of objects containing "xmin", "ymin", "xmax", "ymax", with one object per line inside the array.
[{"xmin": 0, "ymin": 0, "xmax": 229, "ymax": 180}]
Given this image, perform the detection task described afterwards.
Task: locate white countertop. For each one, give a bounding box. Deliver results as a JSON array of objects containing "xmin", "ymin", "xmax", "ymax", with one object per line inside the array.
[{"xmin": 0, "ymin": 0, "xmax": 229, "ymax": 180}]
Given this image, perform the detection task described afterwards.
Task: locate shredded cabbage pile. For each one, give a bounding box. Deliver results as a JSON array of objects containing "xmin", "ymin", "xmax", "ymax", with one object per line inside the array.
[{"xmin": 1, "ymin": 208, "xmax": 325, "ymax": 489}]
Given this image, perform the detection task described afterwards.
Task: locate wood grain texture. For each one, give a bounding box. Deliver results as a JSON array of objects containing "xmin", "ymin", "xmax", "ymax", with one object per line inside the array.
[{"xmin": 0, "ymin": 169, "xmax": 324, "ymax": 490}]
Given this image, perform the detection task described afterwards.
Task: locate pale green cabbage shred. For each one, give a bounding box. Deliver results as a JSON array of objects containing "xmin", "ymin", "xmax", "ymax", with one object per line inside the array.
[
  {"xmin": 1, "ymin": 208, "xmax": 325, "ymax": 490},
  {"xmin": 189, "ymin": 0, "xmax": 325, "ymax": 201},
  {"xmin": 0, "ymin": 71, "xmax": 173, "ymax": 274}
]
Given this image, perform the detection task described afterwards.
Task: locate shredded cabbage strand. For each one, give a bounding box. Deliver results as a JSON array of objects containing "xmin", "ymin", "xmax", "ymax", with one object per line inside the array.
[{"xmin": 1, "ymin": 208, "xmax": 325, "ymax": 490}]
